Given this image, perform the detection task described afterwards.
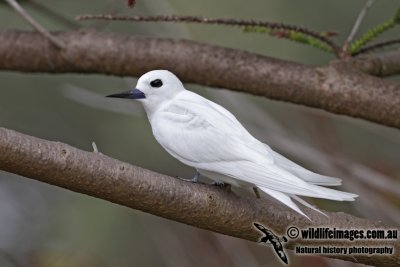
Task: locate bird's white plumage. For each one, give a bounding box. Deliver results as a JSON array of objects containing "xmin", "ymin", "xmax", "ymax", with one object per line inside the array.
[
  {"xmin": 151, "ymin": 90, "xmax": 273, "ymax": 165},
  {"xmin": 123, "ymin": 70, "xmax": 357, "ymax": 218}
]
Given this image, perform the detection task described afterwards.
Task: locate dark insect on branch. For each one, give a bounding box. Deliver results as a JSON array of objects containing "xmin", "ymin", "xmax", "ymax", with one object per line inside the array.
[
  {"xmin": 128, "ymin": 0, "xmax": 136, "ymax": 8},
  {"xmin": 76, "ymin": 14, "xmax": 342, "ymax": 57}
]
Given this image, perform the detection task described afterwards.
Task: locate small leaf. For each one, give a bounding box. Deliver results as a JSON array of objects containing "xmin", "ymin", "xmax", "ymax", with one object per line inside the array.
[{"xmin": 351, "ymin": 7, "xmax": 400, "ymax": 53}]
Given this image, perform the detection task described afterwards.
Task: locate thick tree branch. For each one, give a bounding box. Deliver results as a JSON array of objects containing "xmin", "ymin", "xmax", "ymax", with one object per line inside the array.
[
  {"xmin": 0, "ymin": 127, "xmax": 399, "ymax": 266},
  {"xmin": 350, "ymin": 48, "xmax": 400, "ymax": 76},
  {"xmin": 0, "ymin": 30, "xmax": 399, "ymax": 129}
]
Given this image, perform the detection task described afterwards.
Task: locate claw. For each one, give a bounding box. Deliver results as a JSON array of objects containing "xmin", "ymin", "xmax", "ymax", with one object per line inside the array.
[
  {"xmin": 253, "ymin": 187, "xmax": 261, "ymax": 198},
  {"xmin": 212, "ymin": 181, "xmax": 231, "ymax": 192}
]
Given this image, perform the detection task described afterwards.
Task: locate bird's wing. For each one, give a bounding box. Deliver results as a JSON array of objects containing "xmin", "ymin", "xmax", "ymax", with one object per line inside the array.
[
  {"xmin": 268, "ymin": 149, "xmax": 342, "ymax": 186},
  {"xmin": 151, "ymin": 91, "xmax": 273, "ymax": 165},
  {"xmin": 197, "ymin": 159, "xmax": 356, "ymax": 200},
  {"xmin": 152, "ymin": 91, "xmax": 357, "ymax": 202},
  {"xmin": 206, "ymin": 96, "xmax": 341, "ymax": 186}
]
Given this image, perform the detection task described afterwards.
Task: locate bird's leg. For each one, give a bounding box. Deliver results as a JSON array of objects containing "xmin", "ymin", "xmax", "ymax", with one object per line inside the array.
[
  {"xmin": 191, "ymin": 170, "xmax": 200, "ymax": 182},
  {"xmin": 211, "ymin": 181, "xmax": 231, "ymax": 192},
  {"xmin": 253, "ymin": 187, "xmax": 261, "ymax": 198},
  {"xmin": 175, "ymin": 170, "xmax": 200, "ymax": 183}
]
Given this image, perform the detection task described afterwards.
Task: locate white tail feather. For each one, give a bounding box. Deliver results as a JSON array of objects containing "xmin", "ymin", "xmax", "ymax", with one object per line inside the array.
[
  {"xmin": 291, "ymin": 195, "xmax": 328, "ymax": 217},
  {"xmin": 307, "ymin": 185, "xmax": 358, "ymax": 201},
  {"xmin": 237, "ymin": 162, "xmax": 358, "ymax": 200},
  {"xmin": 270, "ymin": 150, "xmax": 342, "ymax": 186},
  {"xmin": 259, "ymin": 186, "xmax": 311, "ymax": 220}
]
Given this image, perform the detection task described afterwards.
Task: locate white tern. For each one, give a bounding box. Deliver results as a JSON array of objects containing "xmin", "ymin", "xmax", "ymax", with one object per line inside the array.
[{"xmin": 107, "ymin": 70, "xmax": 357, "ymax": 219}]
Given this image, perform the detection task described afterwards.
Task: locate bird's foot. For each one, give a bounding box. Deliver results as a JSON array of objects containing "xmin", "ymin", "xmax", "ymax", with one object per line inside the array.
[
  {"xmin": 211, "ymin": 181, "xmax": 231, "ymax": 192},
  {"xmin": 253, "ymin": 187, "xmax": 261, "ymax": 199},
  {"xmin": 175, "ymin": 170, "xmax": 200, "ymax": 183}
]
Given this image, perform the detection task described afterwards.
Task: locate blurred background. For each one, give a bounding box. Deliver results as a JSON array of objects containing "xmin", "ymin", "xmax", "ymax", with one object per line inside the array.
[{"xmin": 0, "ymin": 0, "xmax": 399, "ymax": 266}]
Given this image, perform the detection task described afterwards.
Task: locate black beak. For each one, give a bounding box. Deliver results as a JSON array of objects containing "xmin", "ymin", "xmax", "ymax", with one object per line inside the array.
[{"xmin": 106, "ymin": 89, "xmax": 146, "ymax": 99}]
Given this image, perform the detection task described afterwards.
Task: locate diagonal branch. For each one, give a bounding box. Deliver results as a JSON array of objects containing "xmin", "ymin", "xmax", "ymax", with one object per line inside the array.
[
  {"xmin": 344, "ymin": 0, "xmax": 376, "ymax": 47},
  {"xmin": 350, "ymin": 8, "xmax": 400, "ymax": 54},
  {"xmin": 0, "ymin": 127, "xmax": 398, "ymax": 266},
  {"xmin": 26, "ymin": 0, "xmax": 80, "ymax": 29},
  {"xmin": 0, "ymin": 30, "xmax": 399, "ymax": 128},
  {"xmin": 4, "ymin": 0, "xmax": 65, "ymax": 49}
]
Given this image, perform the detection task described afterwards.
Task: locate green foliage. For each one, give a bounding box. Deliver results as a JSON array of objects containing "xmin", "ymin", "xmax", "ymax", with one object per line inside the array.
[
  {"xmin": 351, "ymin": 8, "xmax": 400, "ymax": 54},
  {"xmin": 395, "ymin": 8, "xmax": 400, "ymax": 23},
  {"xmin": 242, "ymin": 7, "xmax": 400, "ymax": 57},
  {"xmin": 243, "ymin": 26, "xmax": 334, "ymax": 54}
]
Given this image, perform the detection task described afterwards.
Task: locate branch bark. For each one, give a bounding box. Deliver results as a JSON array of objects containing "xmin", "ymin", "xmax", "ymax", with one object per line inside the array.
[
  {"xmin": 350, "ymin": 49, "xmax": 400, "ymax": 76},
  {"xmin": 0, "ymin": 30, "xmax": 399, "ymax": 129},
  {"xmin": 0, "ymin": 127, "xmax": 398, "ymax": 266}
]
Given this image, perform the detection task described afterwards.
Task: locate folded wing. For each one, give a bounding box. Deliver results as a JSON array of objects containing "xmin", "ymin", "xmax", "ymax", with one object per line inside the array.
[{"xmin": 152, "ymin": 90, "xmax": 357, "ymax": 218}]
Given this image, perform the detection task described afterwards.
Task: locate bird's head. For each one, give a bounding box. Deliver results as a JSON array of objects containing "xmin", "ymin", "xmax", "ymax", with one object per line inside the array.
[{"xmin": 107, "ymin": 70, "xmax": 185, "ymax": 114}]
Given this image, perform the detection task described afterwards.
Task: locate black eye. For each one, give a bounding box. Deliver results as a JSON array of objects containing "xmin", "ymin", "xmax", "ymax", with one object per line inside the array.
[{"xmin": 150, "ymin": 79, "xmax": 163, "ymax": 88}]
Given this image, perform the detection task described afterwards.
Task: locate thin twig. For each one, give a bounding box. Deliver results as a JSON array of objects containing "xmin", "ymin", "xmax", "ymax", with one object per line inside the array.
[
  {"xmin": 349, "ymin": 7, "xmax": 400, "ymax": 54},
  {"xmin": 345, "ymin": 0, "xmax": 376, "ymax": 47},
  {"xmin": 91, "ymin": 2, "xmax": 120, "ymax": 31},
  {"xmin": 26, "ymin": 0, "xmax": 80, "ymax": 29},
  {"xmin": 4, "ymin": 0, "xmax": 64, "ymax": 49},
  {"xmin": 76, "ymin": 14, "xmax": 341, "ymax": 56},
  {"xmin": 353, "ymin": 38, "xmax": 400, "ymax": 55}
]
